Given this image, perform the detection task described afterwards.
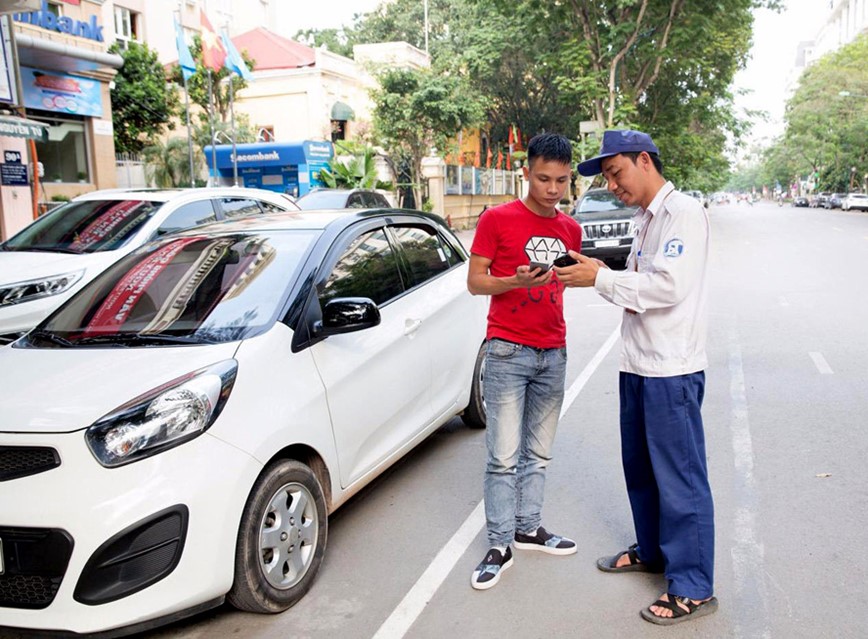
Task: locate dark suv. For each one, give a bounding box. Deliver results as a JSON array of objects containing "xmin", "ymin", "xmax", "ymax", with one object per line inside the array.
[{"xmin": 571, "ymin": 188, "xmax": 638, "ymax": 266}]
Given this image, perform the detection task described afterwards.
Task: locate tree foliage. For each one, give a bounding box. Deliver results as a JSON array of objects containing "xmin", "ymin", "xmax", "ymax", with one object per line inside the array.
[
  {"xmin": 142, "ymin": 137, "xmax": 202, "ymax": 188},
  {"xmin": 318, "ymin": 149, "xmax": 379, "ymax": 189},
  {"xmin": 169, "ymin": 35, "xmax": 255, "ymax": 123},
  {"xmin": 109, "ymin": 42, "xmax": 179, "ymax": 154}
]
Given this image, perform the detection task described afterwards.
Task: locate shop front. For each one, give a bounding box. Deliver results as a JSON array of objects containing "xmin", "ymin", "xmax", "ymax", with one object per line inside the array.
[{"xmin": 204, "ymin": 140, "xmax": 333, "ymax": 197}]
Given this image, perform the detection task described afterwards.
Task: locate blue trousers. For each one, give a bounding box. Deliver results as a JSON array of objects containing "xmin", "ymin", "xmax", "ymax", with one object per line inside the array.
[{"xmin": 620, "ymin": 371, "xmax": 715, "ymax": 599}]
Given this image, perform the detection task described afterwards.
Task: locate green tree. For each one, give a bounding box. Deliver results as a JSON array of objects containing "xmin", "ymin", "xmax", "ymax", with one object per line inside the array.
[
  {"xmin": 142, "ymin": 137, "xmax": 203, "ymax": 187},
  {"xmin": 293, "ymin": 27, "xmax": 354, "ymax": 58},
  {"xmin": 318, "ymin": 149, "xmax": 379, "ymax": 189},
  {"xmin": 109, "ymin": 42, "xmax": 179, "ymax": 154},
  {"xmin": 371, "ymin": 68, "xmax": 484, "ymax": 206},
  {"xmin": 771, "ymin": 33, "xmax": 868, "ymax": 192},
  {"xmin": 170, "ymin": 35, "xmax": 255, "ymax": 122}
]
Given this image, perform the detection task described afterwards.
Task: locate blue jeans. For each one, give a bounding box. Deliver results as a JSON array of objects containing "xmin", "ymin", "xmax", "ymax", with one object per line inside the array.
[
  {"xmin": 620, "ymin": 371, "xmax": 715, "ymax": 599},
  {"xmin": 483, "ymin": 338, "xmax": 567, "ymax": 547}
]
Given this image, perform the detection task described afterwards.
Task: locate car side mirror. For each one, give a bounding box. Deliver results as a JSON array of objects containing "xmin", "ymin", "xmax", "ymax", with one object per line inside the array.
[{"xmin": 313, "ymin": 297, "xmax": 380, "ymax": 336}]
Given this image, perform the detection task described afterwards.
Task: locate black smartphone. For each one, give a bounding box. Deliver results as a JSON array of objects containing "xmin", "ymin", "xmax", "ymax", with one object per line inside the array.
[
  {"xmin": 528, "ymin": 261, "xmax": 551, "ymax": 275},
  {"xmin": 553, "ymin": 253, "xmax": 578, "ymax": 267}
]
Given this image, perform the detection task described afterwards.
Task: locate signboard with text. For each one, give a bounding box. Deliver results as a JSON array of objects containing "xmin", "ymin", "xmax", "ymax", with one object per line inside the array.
[{"xmin": 0, "ymin": 16, "xmax": 17, "ymax": 104}]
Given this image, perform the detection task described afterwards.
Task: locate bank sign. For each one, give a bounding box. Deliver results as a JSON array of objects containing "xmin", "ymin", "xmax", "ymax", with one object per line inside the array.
[{"xmin": 14, "ymin": 1, "xmax": 104, "ymax": 43}]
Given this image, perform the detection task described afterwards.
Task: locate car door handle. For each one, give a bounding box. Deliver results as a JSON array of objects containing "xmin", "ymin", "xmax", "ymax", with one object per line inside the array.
[{"xmin": 403, "ymin": 318, "xmax": 422, "ymax": 335}]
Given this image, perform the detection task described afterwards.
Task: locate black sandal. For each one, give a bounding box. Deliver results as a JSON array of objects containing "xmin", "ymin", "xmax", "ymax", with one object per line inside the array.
[
  {"xmin": 596, "ymin": 543, "xmax": 663, "ymax": 573},
  {"xmin": 640, "ymin": 594, "xmax": 719, "ymax": 625}
]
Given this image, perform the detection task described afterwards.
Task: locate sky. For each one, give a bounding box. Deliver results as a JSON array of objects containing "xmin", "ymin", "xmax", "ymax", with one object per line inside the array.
[{"xmin": 289, "ymin": 0, "xmax": 831, "ymax": 145}]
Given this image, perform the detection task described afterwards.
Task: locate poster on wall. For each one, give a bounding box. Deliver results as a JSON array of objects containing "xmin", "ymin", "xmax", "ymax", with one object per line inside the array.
[
  {"xmin": 19, "ymin": 66, "xmax": 103, "ymax": 117},
  {"xmin": 0, "ymin": 16, "xmax": 17, "ymax": 104}
]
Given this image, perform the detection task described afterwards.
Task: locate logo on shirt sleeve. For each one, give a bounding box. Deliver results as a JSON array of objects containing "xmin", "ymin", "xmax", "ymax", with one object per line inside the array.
[
  {"xmin": 663, "ymin": 238, "xmax": 684, "ymax": 258},
  {"xmin": 525, "ymin": 236, "xmax": 567, "ymax": 264}
]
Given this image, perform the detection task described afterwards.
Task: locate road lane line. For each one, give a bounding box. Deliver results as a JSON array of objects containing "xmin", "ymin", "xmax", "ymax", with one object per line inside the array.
[
  {"xmin": 728, "ymin": 331, "xmax": 771, "ymax": 639},
  {"xmin": 809, "ymin": 352, "xmax": 834, "ymax": 374},
  {"xmin": 372, "ymin": 324, "xmax": 621, "ymax": 639},
  {"xmin": 778, "ymin": 296, "xmax": 789, "ymax": 307}
]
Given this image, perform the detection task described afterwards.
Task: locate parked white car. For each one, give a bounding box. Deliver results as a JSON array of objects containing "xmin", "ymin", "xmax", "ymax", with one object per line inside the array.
[
  {"xmin": 0, "ymin": 187, "xmax": 299, "ymax": 345},
  {"xmin": 0, "ymin": 208, "xmax": 487, "ymax": 636},
  {"xmin": 841, "ymin": 192, "xmax": 868, "ymax": 211}
]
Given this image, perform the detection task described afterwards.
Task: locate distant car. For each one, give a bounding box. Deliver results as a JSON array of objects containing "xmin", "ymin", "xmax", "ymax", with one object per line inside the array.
[
  {"xmin": 842, "ymin": 192, "xmax": 868, "ymax": 211},
  {"xmin": 0, "ymin": 187, "xmax": 299, "ymax": 345},
  {"xmin": 571, "ymin": 188, "xmax": 638, "ymax": 266},
  {"xmin": 793, "ymin": 196, "xmax": 809, "ymax": 207},
  {"xmin": 811, "ymin": 192, "xmax": 831, "ymax": 208},
  {"xmin": 826, "ymin": 193, "xmax": 845, "ymax": 209},
  {"xmin": 295, "ymin": 188, "xmax": 391, "ymax": 210},
  {"xmin": 685, "ymin": 190, "xmax": 708, "ymax": 208},
  {"xmin": 0, "ymin": 207, "xmax": 487, "ymax": 636}
]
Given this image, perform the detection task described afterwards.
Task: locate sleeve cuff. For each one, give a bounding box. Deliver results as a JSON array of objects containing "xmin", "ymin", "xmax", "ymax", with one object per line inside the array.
[{"xmin": 594, "ymin": 265, "xmax": 617, "ymax": 300}]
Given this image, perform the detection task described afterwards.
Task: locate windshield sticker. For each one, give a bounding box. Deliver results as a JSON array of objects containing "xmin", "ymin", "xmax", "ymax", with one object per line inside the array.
[{"xmin": 68, "ymin": 201, "xmax": 148, "ymax": 251}]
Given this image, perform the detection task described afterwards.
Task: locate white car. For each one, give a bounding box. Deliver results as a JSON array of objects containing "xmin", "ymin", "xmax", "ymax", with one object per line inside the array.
[
  {"xmin": 0, "ymin": 208, "xmax": 487, "ymax": 636},
  {"xmin": 841, "ymin": 192, "xmax": 868, "ymax": 211},
  {"xmin": 0, "ymin": 187, "xmax": 299, "ymax": 345}
]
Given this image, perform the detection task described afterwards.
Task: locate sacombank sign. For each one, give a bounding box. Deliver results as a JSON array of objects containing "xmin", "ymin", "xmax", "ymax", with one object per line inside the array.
[
  {"xmin": 230, "ymin": 151, "xmax": 281, "ymax": 163},
  {"xmin": 14, "ymin": 1, "xmax": 104, "ymax": 43}
]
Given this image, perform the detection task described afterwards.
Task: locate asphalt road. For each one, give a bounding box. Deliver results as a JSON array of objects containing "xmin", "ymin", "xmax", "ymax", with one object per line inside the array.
[{"xmin": 7, "ymin": 200, "xmax": 868, "ymax": 638}]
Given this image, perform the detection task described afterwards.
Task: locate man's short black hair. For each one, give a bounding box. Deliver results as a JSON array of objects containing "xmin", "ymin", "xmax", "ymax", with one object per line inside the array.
[
  {"xmin": 623, "ymin": 151, "xmax": 664, "ymax": 176},
  {"xmin": 527, "ymin": 133, "xmax": 572, "ymax": 167}
]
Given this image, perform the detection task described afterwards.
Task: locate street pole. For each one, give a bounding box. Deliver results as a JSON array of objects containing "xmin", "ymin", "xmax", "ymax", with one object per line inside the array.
[
  {"xmin": 207, "ymin": 69, "xmax": 216, "ymax": 186},
  {"xmin": 229, "ymin": 78, "xmax": 237, "ymax": 186}
]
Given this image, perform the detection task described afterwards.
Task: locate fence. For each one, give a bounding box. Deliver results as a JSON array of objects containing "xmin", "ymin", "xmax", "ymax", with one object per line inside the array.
[
  {"xmin": 115, "ymin": 152, "xmax": 149, "ymax": 189},
  {"xmin": 445, "ymin": 165, "xmax": 517, "ymax": 196}
]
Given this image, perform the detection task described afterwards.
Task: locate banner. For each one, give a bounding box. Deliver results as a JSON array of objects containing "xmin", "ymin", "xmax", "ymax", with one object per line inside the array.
[{"xmin": 19, "ymin": 66, "xmax": 103, "ymax": 117}]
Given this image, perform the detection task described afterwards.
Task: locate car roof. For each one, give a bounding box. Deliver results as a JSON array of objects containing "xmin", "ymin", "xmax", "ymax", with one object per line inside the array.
[{"xmin": 72, "ymin": 187, "xmax": 300, "ymax": 208}]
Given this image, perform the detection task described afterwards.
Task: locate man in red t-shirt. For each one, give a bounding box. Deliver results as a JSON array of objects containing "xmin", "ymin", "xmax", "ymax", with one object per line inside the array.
[{"xmin": 467, "ymin": 133, "xmax": 583, "ymax": 590}]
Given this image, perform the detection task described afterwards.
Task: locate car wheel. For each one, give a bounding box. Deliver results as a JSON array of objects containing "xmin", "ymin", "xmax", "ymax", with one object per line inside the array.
[
  {"xmin": 461, "ymin": 341, "xmax": 487, "ymax": 429},
  {"xmin": 228, "ymin": 459, "xmax": 328, "ymax": 613}
]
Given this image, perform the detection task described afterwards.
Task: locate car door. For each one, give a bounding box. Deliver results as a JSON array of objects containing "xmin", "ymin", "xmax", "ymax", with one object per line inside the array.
[
  {"xmin": 308, "ymin": 223, "xmax": 434, "ymax": 487},
  {"xmin": 389, "ymin": 222, "xmax": 487, "ymax": 419}
]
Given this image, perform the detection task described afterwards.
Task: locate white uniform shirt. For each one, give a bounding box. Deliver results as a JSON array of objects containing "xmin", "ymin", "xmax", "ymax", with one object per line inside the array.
[{"xmin": 594, "ymin": 181, "xmax": 709, "ymax": 377}]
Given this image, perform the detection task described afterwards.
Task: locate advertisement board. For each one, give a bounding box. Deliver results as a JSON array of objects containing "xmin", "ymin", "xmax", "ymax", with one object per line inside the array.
[
  {"xmin": 0, "ymin": 15, "xmax": 16, "ymax": 104},
  {"xmin": 20, "ymin": 65, "xmax": 103, "ymax": 117}
]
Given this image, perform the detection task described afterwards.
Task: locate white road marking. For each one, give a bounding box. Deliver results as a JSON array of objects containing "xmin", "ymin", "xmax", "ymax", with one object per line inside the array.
[
  {"xmin": 778, "ymin": 296, "xmax": 789, "ymax": 307},
  {"xmin": 809, "ymin": 352, "xmax": 834, "ymax": 374},
  {"xmin": 728, "ymin": 331, "xmax": 771, "ymax": 639},
  {"xmin": 832, "ymin": 226, "xmax": 842, "ymax": 232},
  {"xmin": 372, "ymin": 324, "xmax": 621, "ymax": 639}
]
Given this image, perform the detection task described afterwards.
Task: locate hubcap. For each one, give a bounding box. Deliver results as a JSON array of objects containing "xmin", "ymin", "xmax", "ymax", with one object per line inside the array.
[{"xmin": 258, "ymin": 481, "xmax": 318, "ymax": 590}]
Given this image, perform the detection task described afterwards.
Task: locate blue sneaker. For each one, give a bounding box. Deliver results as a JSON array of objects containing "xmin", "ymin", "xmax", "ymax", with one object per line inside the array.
[
  {"xmin": 514, "ymin": 526, "xmax": 576, "ymax": 555},
  {"xmin": 471, "ymin": 546, "xmax": 513, "ymax": 590}
]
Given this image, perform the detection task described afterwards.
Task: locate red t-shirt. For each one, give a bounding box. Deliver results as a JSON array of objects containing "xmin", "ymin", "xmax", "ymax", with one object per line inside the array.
[{"xmin": 471, "ymin": 199, "xmax": 583, "ymax": 349}]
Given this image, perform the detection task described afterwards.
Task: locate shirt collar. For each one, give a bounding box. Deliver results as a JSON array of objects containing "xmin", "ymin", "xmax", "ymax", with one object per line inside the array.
[{"xmin": 642, "ymin": 181, "xmax": 676, "ymax": 217}]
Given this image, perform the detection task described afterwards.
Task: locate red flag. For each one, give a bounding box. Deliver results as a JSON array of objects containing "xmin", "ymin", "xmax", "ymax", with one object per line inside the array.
[
  {"xmin": 474, "ymin": 150, "xmax": 480, "ymax": 168},
  {"xmin": 508, "ymin": 126, "xmax": 514, "ymax": 147},
  {"xmin": 513, "ymin": 125, "xmax": 523, "ymax": 151},
  {"xmin": 496, "ymin": 150, "xmax": 503, "ymax": 170},
  {"xmin": 200, "ymin": 10, "xmax": 227, "ymax": 72},
  {"xmin": 506, "ymin": 153, "xmax": 511, "ymax": 170},
  {"xmin": 486, "ymin": 146, "xmax": 492, "ymax": 168}
]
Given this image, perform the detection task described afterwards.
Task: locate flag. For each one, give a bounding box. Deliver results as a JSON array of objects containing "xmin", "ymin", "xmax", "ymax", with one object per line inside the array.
[
  {"xmin": 506, "ymin": 153, "xmax": 511, "ymax": 170},
  {"xmin": 174, "ymin": 19, "xmax": 196, "ymax": 82},
  {"xmin": 474, "ymin": 150, "xmax": 480, "ymax": 168},
  {"xmin": 221, "ymin": 31, "xmax": 253, "ymax": 81},
  {"xmin": 200, "ymin": 9, "xmax": 226, "ymax": 72},
  {"xmin": 486, "ymin": 146, "xmax": 492, "ymax": 169},
  {"xmin": 496, "ymin": 149, "xmax": 503, "ymax": 170}
]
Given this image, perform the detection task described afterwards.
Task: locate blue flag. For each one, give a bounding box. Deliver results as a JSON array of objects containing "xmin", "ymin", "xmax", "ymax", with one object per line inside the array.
[
  {"xmin": 221, "ymin": 32, "xmax": 253, "ymax": 82},
  {"xmin": 174, "ymin": 19, "xmax": 196, "ymax": 82}
]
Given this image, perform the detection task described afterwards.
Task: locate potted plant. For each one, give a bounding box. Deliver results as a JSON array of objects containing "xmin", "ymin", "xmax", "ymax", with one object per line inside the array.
[
  {"xmin": 51, "ymin": 173, "xmax": 62, "ymax": 183},
  {"xmin": 77, "ymin": 171, "xmax": 87, "ymax": 183}
]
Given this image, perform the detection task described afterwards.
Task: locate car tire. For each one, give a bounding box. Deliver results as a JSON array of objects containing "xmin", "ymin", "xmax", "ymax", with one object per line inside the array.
[
  {"xmin": 228, "ymin": 459, "xmax": 328, "ymax": 614},
  {"xmin": 461, "ymin": 341, "xmax": 487, "ymax": 429}
]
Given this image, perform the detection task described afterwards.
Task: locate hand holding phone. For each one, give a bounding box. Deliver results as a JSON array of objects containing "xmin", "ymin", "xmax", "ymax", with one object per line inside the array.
[
  {"xmin": 552, "ymin": 253, "xmax": 578, "ymax": 268},
  {"xmin": 528, "ymin": 261, "xmax": 551, "ymax": 275}
]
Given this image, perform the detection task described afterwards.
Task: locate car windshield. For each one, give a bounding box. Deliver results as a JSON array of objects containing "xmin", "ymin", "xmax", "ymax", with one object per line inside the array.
[
  {"xmin": 25, "ymin": 230, "xmax": 319, "ymax": 346},
  {"xmin": 1, "ymin": 200, "xmax": 162, "ymax": 254},
  {"xmin": 295, "ymin": 191, "xmax": 350, "ymax": 209},
  {"xmin": 578, "ymin": 191, "xmax": 629, "ymax": 212}
]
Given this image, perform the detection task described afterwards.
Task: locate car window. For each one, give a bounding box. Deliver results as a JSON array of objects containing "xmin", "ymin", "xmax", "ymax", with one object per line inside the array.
[
  {"xmin": 364, "ymin": 192, "xmax": 388, "ymax": 208},
  {"xmin": 391, "ymin": 224, "xmax": 456, "ymax": 287},
  {"xmin": 295, "ymin": 191, "xmax": 350, "ymax": 209},
  {"xmin": 220, "ymin": 198, "xmax": 263, "ymax": 219},
  {"xmin": 155, "ymin": 200, "xmax": 217, "ymax": 236},
  {"xmin": 578, "ymin": 191, "xmax": 625, "ymax": 212},
  {"xmin": 2, "ymin": 199, "xmax": 161, "ymax": 253},
  {"xmin": 346, "ymin": 194, "xmax": 366, "ymax": 208},
  {"xmin": 258, "ymin": 199, "xmax": 289, "ymax": 214},
  {"xmin": 319, "ymin": 228, "xmax": 404, "ymax": 306}
]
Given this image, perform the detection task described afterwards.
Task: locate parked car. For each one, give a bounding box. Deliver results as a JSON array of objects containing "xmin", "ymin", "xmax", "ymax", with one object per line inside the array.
[
  {"xmin": 0, "ymin": 187, "xmax": 299, "ymax": 345},
  {"xmin": 842, "ymin": 192, "xmax": 868, "ymax": 211},
  {"xmin": 826, "ymin": 193, "xmax": 846, "ymax": 209},
  {"xmin": 571, "ymin": 188, "xmax": 638, "ymax": 266},
  {"xmin": 0, "ymin": 207, "xmax": 487, "ymax": 636},
  {"xmin": 295, "ymin": 188, "xmax": 391, "ymax": 210},
  {"xmin": 793, "ymin": 196, "xmax": 810, "ymax": 207},
  {"xmin": 685, "ymin": 189, "xmax": 708, "ymax": 208},
  {"xmin": 810, "ymin": 192, "xmax": 831, "ymax": 208}
]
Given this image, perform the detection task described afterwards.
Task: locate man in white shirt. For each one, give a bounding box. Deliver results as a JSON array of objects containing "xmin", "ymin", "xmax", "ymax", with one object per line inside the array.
[{"xmin": 555, "ymin": 129, "xmax": 717, "ymax": 625}]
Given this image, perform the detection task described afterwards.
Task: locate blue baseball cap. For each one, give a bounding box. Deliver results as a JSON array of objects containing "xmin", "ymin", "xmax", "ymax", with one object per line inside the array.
[{"xmin": 577, "ymin": 129, "xmax": 660, "ymax": 176}]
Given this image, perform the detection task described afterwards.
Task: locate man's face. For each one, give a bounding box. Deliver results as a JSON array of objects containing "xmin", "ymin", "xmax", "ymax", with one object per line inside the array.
[
  {"xmin": 523, "ymin": 158, "xmax": 571, "ymax": 214},
  {"xmin": 601, "ymin": 152, "xmax": 651, "ymax": 207}
]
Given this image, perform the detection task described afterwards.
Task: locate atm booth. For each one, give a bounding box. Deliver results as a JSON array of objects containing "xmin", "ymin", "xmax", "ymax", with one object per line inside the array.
[{"xmin": 203, "ymin": 140, "xmax": 334, "ymax": 196}]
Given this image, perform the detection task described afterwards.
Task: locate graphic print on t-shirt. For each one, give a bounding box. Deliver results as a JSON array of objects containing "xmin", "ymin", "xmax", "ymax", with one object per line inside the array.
[{"xmin": 525, "ymin": 236, "xmax": 567, "ymax": 265}]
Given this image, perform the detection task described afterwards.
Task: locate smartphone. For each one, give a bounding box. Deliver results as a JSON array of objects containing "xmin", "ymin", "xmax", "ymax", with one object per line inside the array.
[
  {"xmin": 528, "ymin": 261, "xmax": 551, "ymax": 275},
  {"xmin": 553, "ymin": 253, "xmax": 578, "ymax": 267}
]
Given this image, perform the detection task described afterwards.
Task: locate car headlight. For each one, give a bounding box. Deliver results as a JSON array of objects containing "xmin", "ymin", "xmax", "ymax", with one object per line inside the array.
[
  {"xmin": 86, "ymin": 360, "xmax": 238, "ymax": 467},
  {"xmin": 0, "ymin": 270, "xmax": 84, "ymax": 307}
]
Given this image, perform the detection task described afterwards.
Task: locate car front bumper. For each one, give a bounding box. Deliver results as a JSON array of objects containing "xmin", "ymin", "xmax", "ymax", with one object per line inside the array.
[{"xmin": 0, "ymin": 429, "xmax": 262, "ymax": 636}]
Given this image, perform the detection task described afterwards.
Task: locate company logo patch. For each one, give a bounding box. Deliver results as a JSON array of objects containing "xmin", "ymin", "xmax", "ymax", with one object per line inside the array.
[{"xmin": 663, "ymin": 238, "xmax": 684, "ymax": 258}]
